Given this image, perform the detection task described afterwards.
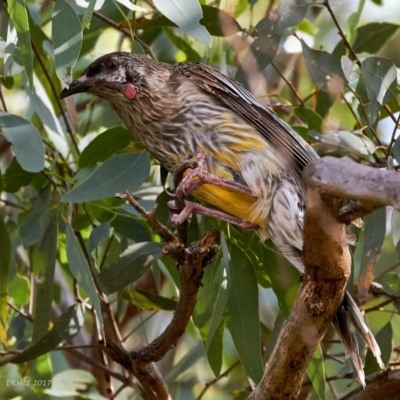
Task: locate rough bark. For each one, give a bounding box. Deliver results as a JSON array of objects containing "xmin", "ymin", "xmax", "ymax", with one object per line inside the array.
[{"xmin": 250, "ymin": 157, "xmax": 400, "ymax": 399}]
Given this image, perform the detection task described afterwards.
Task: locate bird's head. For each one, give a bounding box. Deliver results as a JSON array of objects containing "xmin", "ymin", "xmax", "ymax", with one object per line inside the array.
[{"xmin": 59, "ymin": 52, "xmax": 169, "ymax": 104}]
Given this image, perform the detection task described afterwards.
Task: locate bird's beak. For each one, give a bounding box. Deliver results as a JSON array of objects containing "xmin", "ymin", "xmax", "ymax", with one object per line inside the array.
[{"xmin": 59, "ymin": 75, "xmax": 91, "ymax": 99}]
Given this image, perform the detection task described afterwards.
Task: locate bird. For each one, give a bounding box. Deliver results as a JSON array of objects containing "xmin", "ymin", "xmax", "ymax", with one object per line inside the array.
[{"xmin": 59, "ymin": 51, "xmax": 383, "ymax": 386}]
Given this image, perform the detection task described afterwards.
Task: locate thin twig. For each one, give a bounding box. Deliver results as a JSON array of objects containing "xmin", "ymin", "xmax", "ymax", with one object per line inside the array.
[
  {"xmin": 271, "ymin": 62, "xmax": 305, "ymax": 107},
  {"xmin": 0, "ymin": 198, "xmax": 27, "ymax": 210},
  {"xmin": 388, "ymin": 111, "xmax": 400, "ymax": 154},
  {"xmin": 341, "ymin": 93, "xmax": 363, "ymax": 129},
  {"xmin": 116, "ymin": 192, "xmax": 176, "ymax": 242},
  {"xmin": 196, "ymin": 360, "xmax": 241, "ymax": 400},
  {"xmin": 93, "ymin": 11, "xmax": 156, "ymax": 59},
  {"xmin": 31, "ymin": 41, "xmax": 80, "ymax": 155},
  {"xmin": 7, "ymin": 302, "xmax": 34, "ymax": 323},
  {"xmin": 0, "ymin": 84, "xmax": 7, "ymax": 112}
]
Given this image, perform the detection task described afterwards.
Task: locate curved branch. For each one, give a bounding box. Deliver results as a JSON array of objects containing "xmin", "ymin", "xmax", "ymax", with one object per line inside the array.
[
  {"xmin": 250, "ymin": 156, "xmax": 400, "ymax": 399},
  {"xmin": 250, "ymin": 189, "xmax": 351, "ymax": 399},
  {"xmin": 340, "ymin": 368, "xmax": 400, "ymax": 400},
  {"xmin": 104, "ymin": 193, "xmax": 219, "ymax": 400}
]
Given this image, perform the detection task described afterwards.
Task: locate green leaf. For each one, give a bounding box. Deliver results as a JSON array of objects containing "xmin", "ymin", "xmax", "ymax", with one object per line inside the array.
[
  {"xmin": 165, "ymin": 342, "xmax": 205, "ymax": 383},
  {"xmin": 302, "ymin": 40, "xmax": 347, "ymax": 92},
  {"xmin": 294, "ymin": 107, "xmax": 323, "ymax": 132},
  {"xmin": 224, "ymin": 242, "xmax": 263, "ymax": 383},
  {"xmin": 206, "ymin": 320, "xmax": 224, "ymax": 378},
  {"xmin": 98, "ymin": 242, "xmax": 162, "ymax": 293},
  {"xmin": 306, "ymin": 346, "xmax": 326, "ymax": 400},
  {"xmin": 165, "ymin": 28, "xmax": 201, "ymax": 62},
  {"xmin": 65, "ymin": 223, "xmax": 104, "ymax": 337},
  {"xmin": 346, "ymin": 0, "xmax": 365, "ymax": 46},
  {"xmin": 379, "ymin": 272, "xmax": 400, "ymax": 296},
  {"xmin": 0, "ymin": 218, "xmax": 10, "ymax": 346},
  {"xmin": 361, "ymin": 56, "xmax": 397, "ymax": 107},
  {"xmin": 115, "ymin": 0, "xmax": 148, "ymax": 12},
  {"xmin": 393, "ymin": 136, "xmax": 400, "ymax": 164},
  {"xmin": 45, "ymin": 369, "xmax": 104, "ymax": 398},
  {"xmin": 357, "ymin": 208, "xmax": 386, "ymax": 304},
  {"xmin": 135, "ymin": 6, "xmax": 239, "ymax": 37},
  {"xmin": 309, "ymin": 130, "xmax": 376, "ymax": 155},
  {"xmin": 78, "ymin": 126, "xmax": 133, "ymax": 168},
  {"xmin": 86, "ymin": 222, "xmax": 111, "ymax": 257},
  {"xmin": 32, "ymin": 215, "xmax": 58, "ymax": 343},
  {"xmin": 8, "ymin": 0, "xmax": 33, "ymax": 88},
  {"xmin": 0, "ymin": 112, "xmax": 44, "ymax": 173},
  {"xmin": 63, "ymin": 152, "xmax": 150, "ymax": 203},
  {"xmin": 18, "ymin": 210, "xmax": 51, "ymax": 246},
  {"xmin": 111, "ymin": 214, "xmax": 150, "ymax": 242},
  {"xmin": 52, "ymin": 0, "xmax": 83, "ymax": 84},
  {"xmin": 365, "ymin": 321, "xmax": 393, "ymax": 375},
  {"xmin": 200, "ymin": 5, "xmax": 241, "ymax": 37},
  {"xmin": 254, "ymin": 0, "xmax": 308, "ymax": 34},
  {"xmin": 2, "ymin": 157, "xmax": 35, "ymax": 193},
  {"xmin": 235, "ymin": 34, "xmax": 281, "ymax": 89},
  {"xmin": 153, "ymin": 0, "xmax": 211, "ymax": 46},
  {"xmin": 316, "ymin": 89, "xmax": 334, "ymax": 118},
  {"xmin": 206, "ymin": 239, "xmax": 229, "ymax": 350},
  {"xmin": 81, "ymin": 0, "xmax": 97, "ymax": 29},
  {"xmin": 234, "ymin": 0, "xmax": 247, "ymax": 18},
  {"xmin": 124, "ymin": 288, "xmax": 177, "ymax": 311},
  {"xmin": 11, "ymin": 304, "xmax": 85, "ymax": 363},
  {"xmin": 9, "ymin": 274, "xmax": 30, "ymax": 307},
  {"xmin": 353, "ymin": 22, "xmax": 399, "ymax": 54},
  {"xmin": 392, "ymin": 209, "xmax": 400, "ymax": 259}
]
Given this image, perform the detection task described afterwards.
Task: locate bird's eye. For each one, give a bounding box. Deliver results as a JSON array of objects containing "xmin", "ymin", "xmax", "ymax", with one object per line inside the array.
[{"xmin": 105, "ymin": 60, "xmax": 119, "ymax": 71}]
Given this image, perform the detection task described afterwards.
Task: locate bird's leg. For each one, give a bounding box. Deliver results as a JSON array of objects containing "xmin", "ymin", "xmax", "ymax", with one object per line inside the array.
[
  {"xmin": 168, "ymin": 154, "xmax": 258, "ymax": 230},
  {"xmin": 173, "ymin": 154, "xmax": 254, "ymax": 200},
  {"xmin": 168, "ymin": 200, "xmax": 258, "ymax": 229}
]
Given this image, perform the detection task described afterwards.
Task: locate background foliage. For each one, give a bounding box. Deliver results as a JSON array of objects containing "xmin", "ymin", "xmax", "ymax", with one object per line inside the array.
[{"xmin": 1, "ymin": 0, "xmax": 400, "ymax": 399}]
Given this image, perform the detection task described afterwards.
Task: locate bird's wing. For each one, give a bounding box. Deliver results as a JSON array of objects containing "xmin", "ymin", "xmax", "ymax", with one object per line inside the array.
[{"xmin": 174, "ymin": 62, "xmax": 318, "ymax": 169}]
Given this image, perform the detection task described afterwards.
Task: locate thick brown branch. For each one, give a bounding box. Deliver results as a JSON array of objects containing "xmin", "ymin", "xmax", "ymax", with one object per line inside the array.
[
  {"xmin": 250, "ymin": 190, "xmax": 351, "ymax": 399},
  {"xmin": 303, "ymin": 157, "xmax": 400, "ymax": 223},
  {"xmin": 340, "ymin": 368, "xmax": 400, "ymax": 400},
  {"xmin": 101, "ymin": 201, "xmax": 218, "ymax": 400}
]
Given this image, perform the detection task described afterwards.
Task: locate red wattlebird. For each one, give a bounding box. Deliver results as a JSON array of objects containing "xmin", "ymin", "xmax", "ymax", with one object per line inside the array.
[{"xmin": 60, "ymin": 52, "xmax": 384, "ymax": 386}]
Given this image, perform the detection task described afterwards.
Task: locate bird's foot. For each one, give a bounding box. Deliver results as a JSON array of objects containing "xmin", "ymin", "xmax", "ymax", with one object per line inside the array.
[
  {"xmin": 168, "ymin": 200, "xmax": 258, "ymax": 229},
  {"xmin": 172, "ymin": 154, "xmax": 254, "ymax": 203},
  {"xmin": 166, "ymin": 154, "xmax": 258, "ymax": 232}
]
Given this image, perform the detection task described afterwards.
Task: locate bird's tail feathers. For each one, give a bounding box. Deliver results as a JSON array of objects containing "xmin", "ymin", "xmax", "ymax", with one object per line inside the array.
[
  {"xmin": 344, "ymin": 291, "xmax": 384, "ymax": 370},
  {"xmin": 333, "ymin": 304, "xmax": 366, "ymax": 388},
  {"xmin": 333, "ymin": 291, "xmax": 384, "ymax": 388}
]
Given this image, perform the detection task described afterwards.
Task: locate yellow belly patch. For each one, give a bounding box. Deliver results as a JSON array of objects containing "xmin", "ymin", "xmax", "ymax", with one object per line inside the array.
[{"xmin": 192, "ymin": 184, "xmax": 265, "ymax": 228}]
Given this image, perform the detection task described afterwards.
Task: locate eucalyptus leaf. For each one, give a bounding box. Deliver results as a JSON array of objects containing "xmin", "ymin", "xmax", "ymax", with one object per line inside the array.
[
  {"xmin": 306, "ymin": 346, "xmax": 326, "ymax": 400},
  {"xmin": 11, "ymin": 304, "xmax": 85, "ymax": 363},
  {"xmin": 98, "ymin": 242, "xmax": 162, "ymax": 293},
  {"xmin": 0, "ymin": 112, "xmax": 44, "ymax": 173},
  {"xmin": 63, "ymin": 152, "xmax": 150, "ymax": 203},
  {"xmin": 309, "ymin": 130, "xmax": 376, "ymax": 155},
  {"xmin": 79, "ymin": 126, "xmax": 133, "ymax": 168},
  {"xmin": 66, "ymin": 223, "xmax": 104, "ymax": 337},
  {"xmin": 357, "ymin": 208, "xmax": 386, "ymax": 304},
  {"xmin": 52, "ymin": 0, "xmax": 83, "ymax": 83},
  {"xmin": 302, "ymin": 40, "xmax": 347, "ymax": 92},
  {"xmin": 224, "ymin": 242, "xmax": 263, "ymax": 383},
  {"xmin": 0, "ymin": 219, "xmax": 10, "ymax": 346},
  {"xmin": 8, "ymin": 0, "xmax": 33, "ymax": 87},
  {"xmin": 153, "ymin": 0, "xmax": 211, "ymax": 46}
]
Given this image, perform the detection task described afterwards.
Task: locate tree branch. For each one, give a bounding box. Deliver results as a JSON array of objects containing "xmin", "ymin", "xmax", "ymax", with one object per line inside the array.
[
  {"xmin": 250, "ymin": 156, "xmax": 400, "ymax": 399},
  {"xmin": 250, "ymin": 189, "xmax": 351, "ymax": 399},
  {"xmin": 104, "ymin": 192, "xmax": 219, "ymax": 400},
  {"xmin": 340, "ymin": 368, "xmax": 400, "ymax": 400}
]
